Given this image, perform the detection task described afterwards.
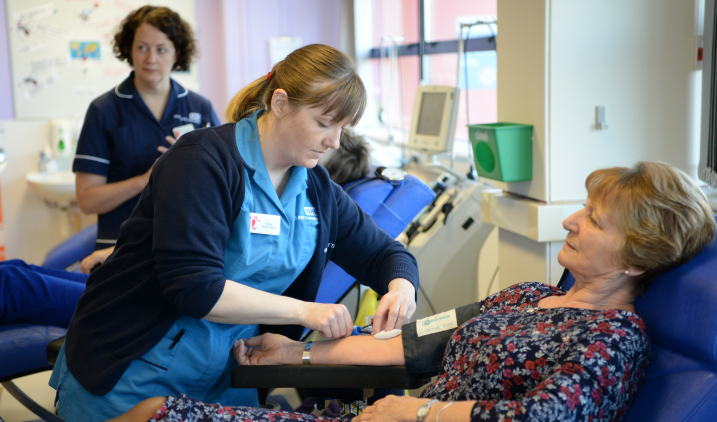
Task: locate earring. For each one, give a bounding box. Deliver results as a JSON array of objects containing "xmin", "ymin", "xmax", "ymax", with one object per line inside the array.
[{"xmin": 624, "ymin": 270, "xmax": 630, "ymax": 275}]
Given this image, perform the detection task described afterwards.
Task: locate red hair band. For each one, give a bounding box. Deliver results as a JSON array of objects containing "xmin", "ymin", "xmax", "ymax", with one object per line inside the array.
[{"xmin": 267, "ymin": 72, "xmax": 271, "ymax": 81}]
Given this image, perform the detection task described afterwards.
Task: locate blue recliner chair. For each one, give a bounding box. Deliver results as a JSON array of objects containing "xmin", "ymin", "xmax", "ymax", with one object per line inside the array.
[
  {"xmin": 41, "ymin": 223, "xmax": 97, "ymax": 270},
  {"xmin": 313, "ymin": 173, "xmax": 435, "ymax": 315},
  {"xmin": 0, "ymin": 225, "xmax": 96, "ymax": 421},
  {"xmin": 0, "ymin": 324, "xmax": 65, "ymax": 421},
  {"xmin": 558, "ymin": 218, "xmax": 717, "ymax": 421}
]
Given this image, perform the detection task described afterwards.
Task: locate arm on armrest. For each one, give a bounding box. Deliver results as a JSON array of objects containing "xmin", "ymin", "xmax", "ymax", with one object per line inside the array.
[{"xmin": 402, "ymin": 302, "xmax": 482, "ymax": 376}]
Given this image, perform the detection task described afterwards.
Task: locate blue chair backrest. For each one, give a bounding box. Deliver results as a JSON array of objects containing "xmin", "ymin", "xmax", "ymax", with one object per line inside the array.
[
  {"xmin": 42, "ymin": 223, "xmax": 97, "ymax": 270},
  {"xmin": 313, "ymin": 174, "xmax": 435, "ymax": 307},
  {"xmin": 559, "ymin": 218, "xmax": 717, "ymax": 421}
]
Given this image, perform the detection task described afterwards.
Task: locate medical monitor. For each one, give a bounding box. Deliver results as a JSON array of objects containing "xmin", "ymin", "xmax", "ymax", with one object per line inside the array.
[{"xmin": 408, "ymin": 85, "xmax": 461, "ymax": 155}]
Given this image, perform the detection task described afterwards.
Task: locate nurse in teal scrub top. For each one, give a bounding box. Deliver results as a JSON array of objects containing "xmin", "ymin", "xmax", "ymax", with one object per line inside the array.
[{"xmin": 51, "ymin": 44, "xmax": 420, "ymax": 422}]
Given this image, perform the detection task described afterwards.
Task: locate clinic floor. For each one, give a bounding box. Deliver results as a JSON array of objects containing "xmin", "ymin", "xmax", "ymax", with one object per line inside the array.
[
  {"xmin": 0, "ymin": 372, "xmax": 54, "ymax": 422},
  {"xmin": 0, "ymin": 376, "xmax": 305, "ymax": 422}
]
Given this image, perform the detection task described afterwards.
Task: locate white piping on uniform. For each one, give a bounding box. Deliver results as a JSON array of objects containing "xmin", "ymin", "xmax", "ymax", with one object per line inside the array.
[
  {"xmin": 75, "ymin": 155, "xmax": 111, "ymax": 164},
  {"xmin": 114, "ymin": 85, "xmax": 133, "ymax": 99},
  {"xmin": 96, "ymin": 239, "xmax": 117, "ymax": 244},
  {"xmin": 177, "ymin": 87, "xmax": 189, "ymax": 98}
]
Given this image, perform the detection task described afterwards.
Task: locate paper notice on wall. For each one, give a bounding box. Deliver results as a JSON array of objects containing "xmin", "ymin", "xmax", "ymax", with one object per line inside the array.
[
  {"xmin": 102, "ymin": 66, "xmax": 132, "ymax": 78},
  {"xmin": 269, "ymin": 37, "xmax": 302, "ymax": 67},
  {"xmin": 17, "ymin": 40, "xmax": 49, "ymax": 54},
  {"xmin": 22, "ymin": 73, "xmax": 57, "ymax": 99},
  {"xmin": 94, "ymin": 16, "xmax": 124, "ymax": 30},
  {"xmin": 30, "ymin": 57, "xmax": 54, "ymax": 73},
  {"xmin": 13, "ymin": 2, "xmax": 58, "ymax": 23},
  {"xmin": 36, "ymin": 23, "xmax": 70, "ymax": 39},
  {"xmin": 30, "ymin": 55, "xmax": 69, "ymax": 73},
  {"xmin": 72, "ymin": 86, "xmax": 97, "ymax": 98}
]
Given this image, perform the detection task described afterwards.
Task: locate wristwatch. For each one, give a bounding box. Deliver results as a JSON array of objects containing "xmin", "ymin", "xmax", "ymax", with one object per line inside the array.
[
  {"xmin": 375, "ymin": 166, "xmax": 407, "ymax": 186},
  {"xmin": 416, "ymin": 399, "xmax": 439, "ymax": 422}
]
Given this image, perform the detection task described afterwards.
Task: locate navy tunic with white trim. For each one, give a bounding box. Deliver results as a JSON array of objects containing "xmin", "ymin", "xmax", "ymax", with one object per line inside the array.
[{"xmin": 73, "ymin": 71, "xmax": 220, "ymax": 249}]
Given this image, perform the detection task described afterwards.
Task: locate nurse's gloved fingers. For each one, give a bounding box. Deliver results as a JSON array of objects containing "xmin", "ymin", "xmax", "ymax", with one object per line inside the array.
[
  {"xmin": 301, "ymin": 302, "xmax": 352, "ymax": 338},
  {"xmin": 342, "ymin": 311, "xmax": 354, "ymax": 338},
  {"xmin": 395, "ymin": 301, "xmax": 416, "ymax": 329},
  {"xmin": 165, "ymin": 135, "xmax": 177, "ymax": 145},
  {"xmin": 373, "ymin": 297, "xmax": 393, "ymax": 333},
  {"xmin": 157, "ymin": 146, "xmax": 169, "ymax": 154}
]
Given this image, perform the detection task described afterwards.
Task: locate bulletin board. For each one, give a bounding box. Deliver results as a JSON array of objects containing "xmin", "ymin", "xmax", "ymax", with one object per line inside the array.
[{"xmin": 5, "ymin": 0, "xmax": 198, "ymax": 120}]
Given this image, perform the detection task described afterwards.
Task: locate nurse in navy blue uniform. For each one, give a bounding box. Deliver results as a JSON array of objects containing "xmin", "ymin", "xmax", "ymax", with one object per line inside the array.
[
  {"xmin": 51, "ymin": 44, "xmax": 419, "ymax": 422},
  {"xmin": 73, "ymin": 5, "xmax": 220, "ymax": 253}
]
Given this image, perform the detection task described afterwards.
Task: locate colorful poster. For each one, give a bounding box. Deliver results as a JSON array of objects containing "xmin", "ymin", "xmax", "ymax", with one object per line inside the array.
[{"xmin": 70, "ymin": 41, "xmax": 100, "ymax": 60}]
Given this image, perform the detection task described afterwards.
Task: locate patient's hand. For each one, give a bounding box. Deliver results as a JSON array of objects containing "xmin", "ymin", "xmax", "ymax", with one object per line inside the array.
[
  {"xmin": 233, "ymin": 333, "xmax": 304, "ymax": 366},
  {"xmin": 80, "ymin": 246, "xmax": 115, "ymax": 274}
]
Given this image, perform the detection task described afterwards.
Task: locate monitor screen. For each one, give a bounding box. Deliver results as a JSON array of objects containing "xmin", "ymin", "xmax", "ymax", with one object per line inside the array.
[{"xmin": 416, "ymin": 92, "xmax": 447, "ymax": 136}]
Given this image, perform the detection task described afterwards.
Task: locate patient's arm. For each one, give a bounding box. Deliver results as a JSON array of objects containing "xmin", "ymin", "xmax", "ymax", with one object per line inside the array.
[{"xmin": 234, "ymin": 332, "xmax": 405, "ymax": 366}]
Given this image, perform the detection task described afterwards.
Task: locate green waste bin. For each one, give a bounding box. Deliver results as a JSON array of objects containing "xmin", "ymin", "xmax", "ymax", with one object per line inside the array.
[{"xmin": 467, "ymin": 122, "xmax": 533, "ymax": 182}]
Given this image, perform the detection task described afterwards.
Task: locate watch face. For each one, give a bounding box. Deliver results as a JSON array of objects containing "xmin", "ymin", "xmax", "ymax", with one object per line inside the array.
[
  {"xmin": 417, "ymin": 407, "xmax": 429, "ymax": 418},
  {"xmin": 381, "ymin": 168, "xmax": 407, "ymax": 181}
]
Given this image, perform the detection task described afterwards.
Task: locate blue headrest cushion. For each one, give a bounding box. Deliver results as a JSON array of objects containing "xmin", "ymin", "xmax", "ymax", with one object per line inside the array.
[
  {"xmin": 635, "ymin": 227, "xmax": 717, "ymax": 363},
  {"xmin": 372, "ymin": 176, "xmax": 435, "ymax": 238},
  {"xmin": 346, "ymin": 179, "xmax": 394, "ymax": 216}
]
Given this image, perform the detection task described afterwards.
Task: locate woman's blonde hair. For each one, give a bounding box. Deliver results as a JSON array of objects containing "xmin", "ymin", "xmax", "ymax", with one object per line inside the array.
[
  {"xmin": 586, "ymin": 161, "xmax": 716, "ymax": 295},
  {"xmin": 225, "ymin": 44, "xmax": 366, "ymax": 125}
]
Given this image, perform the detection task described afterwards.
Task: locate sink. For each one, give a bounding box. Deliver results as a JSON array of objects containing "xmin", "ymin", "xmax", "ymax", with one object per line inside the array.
[{"xmin": 26, "ymin": 170, "xmax": 76, "ymax": 203}]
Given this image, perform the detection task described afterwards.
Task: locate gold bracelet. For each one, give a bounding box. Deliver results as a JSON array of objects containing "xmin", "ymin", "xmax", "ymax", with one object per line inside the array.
[{"xmin": 435, "ymin": 402, "xmax": 454, "ymax": 422}]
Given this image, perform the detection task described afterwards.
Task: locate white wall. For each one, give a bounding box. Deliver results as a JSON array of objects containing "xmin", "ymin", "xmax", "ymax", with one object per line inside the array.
[
  {"xmin": 549, "ymin": 0, "xmax": 702, "ymax": 202},
  {"xmin": 497, "ymin": 0, "xmax": 702, "ymax": 204},
  {"xmin": 198, "ymin": 0, "xmax": 348, "ymax": 123}
]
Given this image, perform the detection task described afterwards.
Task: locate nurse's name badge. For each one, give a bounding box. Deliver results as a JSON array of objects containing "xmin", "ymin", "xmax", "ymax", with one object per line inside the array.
[{"xmin": 249, "ymin": 213, "xmax": 281, "ymax": 235}]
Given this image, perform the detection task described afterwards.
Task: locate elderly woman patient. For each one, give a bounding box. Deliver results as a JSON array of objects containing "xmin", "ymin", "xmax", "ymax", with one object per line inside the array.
[{"xmin": 114, "ymin": 161, "xmax": 716, "ymax": 422}]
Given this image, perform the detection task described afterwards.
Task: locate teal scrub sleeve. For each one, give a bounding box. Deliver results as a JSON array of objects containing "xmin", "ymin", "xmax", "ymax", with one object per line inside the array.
[{"xmin": 402, "ymin": 302, "xmax": 482, "ymax": 377}]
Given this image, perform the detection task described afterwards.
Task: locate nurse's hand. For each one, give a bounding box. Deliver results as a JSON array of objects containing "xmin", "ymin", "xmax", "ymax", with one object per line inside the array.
[
  {"xmin": 156, "ymin": 135, "xmax": 177, "ymax": 154},
  {"xmin": 233, "ymin": 333, "xmax": 302, "ymax": 366},
  {"xmin": 372, "ymin": 278, "xmax": 416, "ymax": 333},
  {"xmin": 299, "ymin": 302, "xmax": 354, "ymax": 338}
]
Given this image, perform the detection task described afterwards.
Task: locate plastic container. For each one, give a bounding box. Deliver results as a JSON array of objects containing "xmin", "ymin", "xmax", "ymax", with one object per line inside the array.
[{"xmin": 467, "ymin": 122, "xmax": 533, "ymax": 182}]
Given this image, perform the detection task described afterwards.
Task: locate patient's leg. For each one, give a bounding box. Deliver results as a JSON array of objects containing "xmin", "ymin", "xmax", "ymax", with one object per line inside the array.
[
  {"xmin": 0, "ymin": 261, "xmax": 85, "ymax": 326},
  {"xmin": 111, "ymin": 394, "xmax": 348, "ymax": 422}
]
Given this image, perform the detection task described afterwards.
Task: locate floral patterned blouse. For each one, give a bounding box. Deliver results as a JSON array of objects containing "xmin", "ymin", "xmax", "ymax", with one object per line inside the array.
[
  {"xmin": 420, "ymin": 282, "xmax": 650, "ymax": 421},
  {"xmin": 149, "ymin": 283, "xmax": 649, "ymax": 422}
]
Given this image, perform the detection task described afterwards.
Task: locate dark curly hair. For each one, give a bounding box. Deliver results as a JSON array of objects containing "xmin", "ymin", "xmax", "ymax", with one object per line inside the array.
[{"xmin": 112, "ymin": 6, "xmax": 196, "ymax": 71}]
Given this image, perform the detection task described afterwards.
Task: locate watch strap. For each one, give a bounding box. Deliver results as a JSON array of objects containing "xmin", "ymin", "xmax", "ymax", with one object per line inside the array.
[
  {"xmin": 416, "ymin": 399, "xmax": 439, "ymax": 422},
  {"xmin": 302, "ymin": 341, "xmax": 312, "ymax": 365}
]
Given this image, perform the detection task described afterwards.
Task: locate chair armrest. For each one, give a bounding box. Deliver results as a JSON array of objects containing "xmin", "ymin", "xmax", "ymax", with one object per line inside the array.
[
  {"xmin": 232, "ymin": 365, "xmax": 429, "ymax": 389},
  {"xmin": 47, "ymin": 336, "xmax": 65, "ymax": 366}
]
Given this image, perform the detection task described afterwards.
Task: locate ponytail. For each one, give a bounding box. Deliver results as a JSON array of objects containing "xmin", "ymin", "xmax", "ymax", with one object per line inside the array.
[
  {"xmin": 225, "ymin": 44, "xmax": 366, "ymax": 126},
  {"xmin": 225, "ymin": 74, "xmax": 272, "ymax": 123}
]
